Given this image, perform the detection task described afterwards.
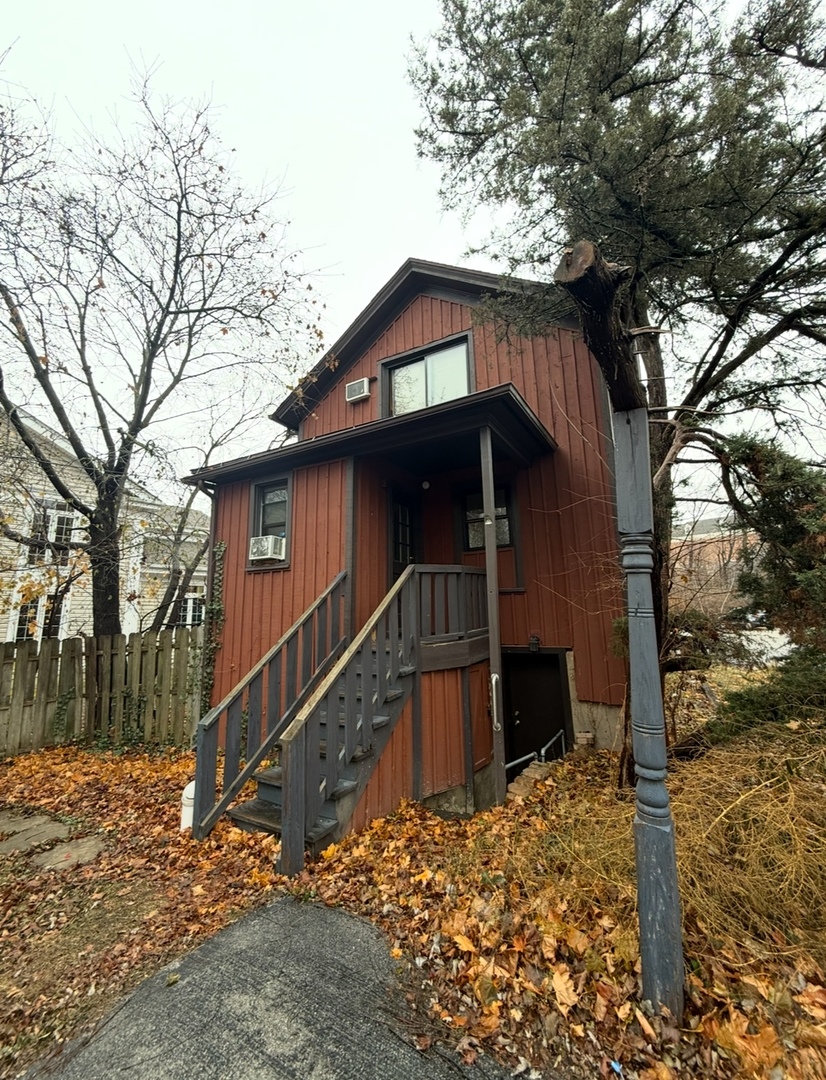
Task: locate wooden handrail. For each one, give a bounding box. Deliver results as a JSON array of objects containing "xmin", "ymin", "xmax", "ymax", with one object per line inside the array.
[
  {"xmin": 192, "ymin": 571, "xmax": 347, "ymax": 840},
  {"xmin": 197, "ymin": 571, "xmax": 346, "ymax": 732},
  {"xmin": 280, "ymin": 564, "xmax": 417, "ymax": 744}
]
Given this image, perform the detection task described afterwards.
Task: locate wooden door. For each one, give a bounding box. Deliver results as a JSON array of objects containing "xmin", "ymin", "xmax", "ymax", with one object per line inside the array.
[{"xmin": 389, "ymin": 489, "xmax": 422, "ymax": 582}]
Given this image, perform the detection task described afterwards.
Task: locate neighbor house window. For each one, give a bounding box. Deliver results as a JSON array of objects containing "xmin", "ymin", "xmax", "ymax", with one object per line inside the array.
[
  {"xmin": 175, "ymin": 586, "xmax": 206, "ymax": 627},
  {"xmin": 26, "ymin": 499, "xmax": 78, "ymax": 568},
  {"xmin": 15, "ymin": 601, "xmax": 39, "ymax": 642},
  {"xmin": 389, "ymin": 340, "xmax": 469, "ymax": 416},
  {"xmin": 464, "ymin": 488, "xmax": 512, "ymax": 550},
  {"xmin": 13, "ymin": 592, "xmax": 64, "ymax": 642}
]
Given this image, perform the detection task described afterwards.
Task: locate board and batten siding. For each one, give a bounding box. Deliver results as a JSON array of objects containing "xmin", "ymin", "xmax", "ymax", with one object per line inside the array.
[
  {"xmin": 331, "ymin": 296, "xmax": 624, "ymax": 707},
  {"xmin": 214, "ymin": 291, "xmax": 624, "ymax": 708},
  {"xmin": 210, "ymin": 461, "xmax": 347, "ymax": 704},
  {"xmin": 298, "ymin": 295, "xmax": 473, "ymax": 439}
]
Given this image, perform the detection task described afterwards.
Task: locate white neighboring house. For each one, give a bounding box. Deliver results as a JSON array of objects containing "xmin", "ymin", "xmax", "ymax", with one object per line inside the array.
[{"xmin": 0, "ymin": 412, "xmax": 208, "ymax": 643}]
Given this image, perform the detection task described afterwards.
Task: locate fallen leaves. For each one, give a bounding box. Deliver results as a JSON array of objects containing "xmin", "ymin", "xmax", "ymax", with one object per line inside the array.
[
  {"xmin": 2, "ymin": 733, "xmax": 826, "ymax": 1080},
  {"xmin": 0, "ymin": 745, "xmax": 284, "ymax": 1078}
]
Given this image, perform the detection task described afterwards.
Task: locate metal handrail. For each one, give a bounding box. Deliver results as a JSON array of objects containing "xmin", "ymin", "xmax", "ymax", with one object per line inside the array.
[
  {"xmin": 490, "ymin": 671, "xmax": 501, "ymax": 732},
  {"xmin": 540, "ymin": 730, "xmax": 566, "ymax": 761},
  {"xmin": 505, "ymin": 750, "xmax": 537, "ymax": 771}
]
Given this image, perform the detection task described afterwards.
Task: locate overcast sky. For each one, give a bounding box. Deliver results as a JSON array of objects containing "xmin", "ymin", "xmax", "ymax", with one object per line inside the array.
[{"xmin": 3, "ymin": 0, "xmax": 497, "ymax": 341}]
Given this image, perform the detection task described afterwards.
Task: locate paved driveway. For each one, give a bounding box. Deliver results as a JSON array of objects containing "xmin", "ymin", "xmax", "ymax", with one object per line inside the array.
[{"xmin": 25, "ymin": 897, "xmax": 523, "ymax": 1080}]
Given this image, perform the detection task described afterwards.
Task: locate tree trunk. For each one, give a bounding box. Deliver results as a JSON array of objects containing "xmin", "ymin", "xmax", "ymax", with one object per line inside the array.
[
  {"xmin": 555, "ymin": 242, "xmax": 673, "ymax": 660},
  {"xmin": 88, "ymin": 509, "xmax": 122, "ymax": 637}
]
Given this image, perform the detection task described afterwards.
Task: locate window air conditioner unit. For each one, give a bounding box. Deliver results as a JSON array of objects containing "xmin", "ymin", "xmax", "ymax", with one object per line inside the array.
[
  {"xmin": 345, "ymin": 377, "xmax": 371, "ymax": 403},
  {"xmin": 249, "ymin": 534, "xmax": 286, "ymax": 561}
]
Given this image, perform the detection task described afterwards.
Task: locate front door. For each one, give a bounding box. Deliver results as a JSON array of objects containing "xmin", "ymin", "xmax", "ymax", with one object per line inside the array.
[
  {"xmin": 389, "ymin": 488, "xmax": 422, "ymax": 581},
  {"xmin": 503, "ymin": 651, "xmax": 571, "ymax": 780}
]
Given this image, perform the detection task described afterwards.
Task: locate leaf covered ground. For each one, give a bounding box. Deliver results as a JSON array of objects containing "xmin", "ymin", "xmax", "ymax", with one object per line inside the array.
[{"xmin": 1, "ymin": 680, "xmax": 825, "ymax": 1079}]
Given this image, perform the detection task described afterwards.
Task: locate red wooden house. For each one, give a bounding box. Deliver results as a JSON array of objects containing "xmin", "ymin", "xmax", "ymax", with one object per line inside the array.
[{"xmin": 189, "ymin": 260, "xmax": 626, "ymax": 872}]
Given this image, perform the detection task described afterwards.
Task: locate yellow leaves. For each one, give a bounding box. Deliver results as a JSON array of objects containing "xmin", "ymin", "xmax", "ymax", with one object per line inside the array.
[
  {"xmin": 713, "ymin": 1010, "xmax": 784, "ymax": 1073},
  {"xmin": 245, "ymin": 867, "xmax": 274, "ymax": 889},
  {"xmin": 639, "ymin": 1065, "xmax": 676, "ymax": 1080},
  {"xmin": 552, "ymin": 965, "xmax": 579, "ymax": 1016},
  {"xmin": 797, "ymin": 1023, "xmax": 826, "ymax": 1049},
  {"xmin": 566, "ymin": 927, "xmax": 590, "ymax": 956},
  {"xmin": 453, "ymin": 933, "xmax": 476, "ymax": 954},
  {"xmin": 797, "ymin": 983, "xmax": 826, "ymax": 1023},
  {"xmin": 540, "ymin": 932, "xmax": 558, "ymax": 962},
  {"xmin": 634, "ymin": 1007, "xmax": 657, "ymax": 1042}
]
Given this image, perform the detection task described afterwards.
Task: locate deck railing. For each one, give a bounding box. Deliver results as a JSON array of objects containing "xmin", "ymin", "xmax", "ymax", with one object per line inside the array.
[
  {"xmin": 192, "ymin": 572, "xmax": 347, "ymax": 839},
  {"xmin": 417, "ymin": 565, "xmax": 487, "ymax": 640}
]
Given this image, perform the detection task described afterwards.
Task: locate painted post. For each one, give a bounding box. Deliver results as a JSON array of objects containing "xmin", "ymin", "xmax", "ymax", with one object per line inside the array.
[
  {"xmin": 480, "ymin": 425, "xmax": 507, "ymax": 804},
  {"xmin": 613, "ymin": 408, "xmax": 684, "ymax": 1017}
]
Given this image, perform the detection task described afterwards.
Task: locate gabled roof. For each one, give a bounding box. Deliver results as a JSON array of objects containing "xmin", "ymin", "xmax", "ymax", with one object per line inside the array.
[
  {"xmin": 271, "ymin": 258, "xmax": 572, "ymax": 433},
  {"xmin": 3, "ymin": 407, "xmax": 162, "ymax": 507}
]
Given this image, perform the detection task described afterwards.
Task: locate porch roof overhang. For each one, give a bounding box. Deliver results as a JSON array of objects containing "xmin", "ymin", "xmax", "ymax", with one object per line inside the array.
[{"xmin": 187, "ymin": 384, "xmax": 557, "ymax": 486}]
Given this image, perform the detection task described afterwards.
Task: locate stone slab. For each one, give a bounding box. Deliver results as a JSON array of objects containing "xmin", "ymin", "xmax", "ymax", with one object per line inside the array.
[
  {"xmin": 0, "ymin": 815, "xmax": 70, "ymax": 854},
  {"xmin": 32, "ymin": 836, "xmax": 106, "ymax": 870}
]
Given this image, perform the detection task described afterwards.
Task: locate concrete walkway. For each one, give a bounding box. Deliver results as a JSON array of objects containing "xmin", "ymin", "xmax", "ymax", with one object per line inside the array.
[{"xmin": 25, "ymin": 897, "xmax": 540, "ymax": 1080}]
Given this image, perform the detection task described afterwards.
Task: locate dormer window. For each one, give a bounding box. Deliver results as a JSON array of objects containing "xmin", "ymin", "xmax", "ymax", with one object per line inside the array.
[{"xmin": 388, "ymin": 339, "xmax": 470, "ymax": 416}]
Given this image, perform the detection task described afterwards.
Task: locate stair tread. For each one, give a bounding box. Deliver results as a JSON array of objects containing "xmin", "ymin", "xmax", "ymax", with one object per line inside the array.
[
  {"xmin": 228, "ymin": 799, "xmax": 336, "ymax": 844},
  {"xmin": 254, "ymin": 767, "xmax": 357, "ymax": 802},
  {"xmin": 228, "ymin": 799, "xmax": 283, "ymax": 833},
  {"xmin": 323, "ymin": 712, "xmax": 391, "ymax": 728},
  {"xmin": 319, "ymin": 739, "xmax": 373, "ymax": 762}
]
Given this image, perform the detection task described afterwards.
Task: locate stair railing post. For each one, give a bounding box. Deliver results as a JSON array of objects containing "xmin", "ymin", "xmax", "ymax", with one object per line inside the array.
[{"xmin": 280, "ymin": 723, "xmax": 307, "ymax": 875}]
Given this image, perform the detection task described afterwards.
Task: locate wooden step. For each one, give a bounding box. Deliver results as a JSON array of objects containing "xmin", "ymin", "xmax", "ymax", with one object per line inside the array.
[
  {"xmin": 319, "ymin": 739, "xmax": 373, "ymax": 763},
  {"xmin": 227, "ymin": 798, "xmax": 336, "ymax": 845},
  {"xmin": 321, "ymin": 712, "xmax": 391, "ymax": 731},
  {"xmin": 254, "ymin": 767, "xmax": 356, "ymax": 803}
]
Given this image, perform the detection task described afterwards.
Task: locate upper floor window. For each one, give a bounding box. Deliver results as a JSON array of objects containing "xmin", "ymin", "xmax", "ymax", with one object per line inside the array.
[
  {"xmin": 27, "ymin": 499, "xmax": 78, "ymax": 567},
  {"xmin": 389, "ymin": 340, "xmax": 470, "ymax": 416}
]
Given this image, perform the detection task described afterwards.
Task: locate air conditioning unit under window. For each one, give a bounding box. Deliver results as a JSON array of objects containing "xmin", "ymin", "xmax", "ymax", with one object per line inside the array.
[
  {"xmin": 249, "ymin": 534, "xmax": 286, "ymax": 561},
  {"xmin": 345, "ymin": 377, "xmax": 371, "ymax": 403}
]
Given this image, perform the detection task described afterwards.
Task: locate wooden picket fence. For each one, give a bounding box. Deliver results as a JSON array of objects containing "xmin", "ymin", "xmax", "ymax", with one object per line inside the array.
[{"xmin": 0, "ymin": 626, "xmax": 205, "ymax": 756}]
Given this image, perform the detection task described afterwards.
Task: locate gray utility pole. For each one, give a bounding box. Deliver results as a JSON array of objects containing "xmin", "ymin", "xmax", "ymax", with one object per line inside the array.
[{"xmin": 555, "ymin": 240, "xmax": 684, "ymax": 1018}]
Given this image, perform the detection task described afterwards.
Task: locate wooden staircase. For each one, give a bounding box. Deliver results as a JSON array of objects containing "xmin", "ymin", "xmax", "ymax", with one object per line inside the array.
[
  {"xmin": 192, "ymin": 563, "xmax": 487, "ymax": 875},
  {"xmin": 227, "ymin": 649, "xmax": 414, "ymax": 857}
]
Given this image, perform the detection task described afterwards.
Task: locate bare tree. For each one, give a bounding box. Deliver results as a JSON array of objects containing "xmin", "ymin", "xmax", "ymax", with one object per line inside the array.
[{"xmin": 0, "ymin": 79, "xmax": 320, "ymax": 635}]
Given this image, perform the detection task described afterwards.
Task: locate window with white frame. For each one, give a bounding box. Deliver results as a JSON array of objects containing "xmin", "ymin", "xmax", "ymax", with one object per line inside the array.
[
  {"xmin": 26, "ymin": 499, "xmax": 79, "ymax": 567},
  {"xmin": 13, "ymin": 591, "xmax": 65, "ymax": 642},
  {"xmin": 388, "ymin": 340, "xmax": 470, "ymax": 416},
  {"xmin": 174, "ymin": 585, "xmax": 206, "ymax": 627}
]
